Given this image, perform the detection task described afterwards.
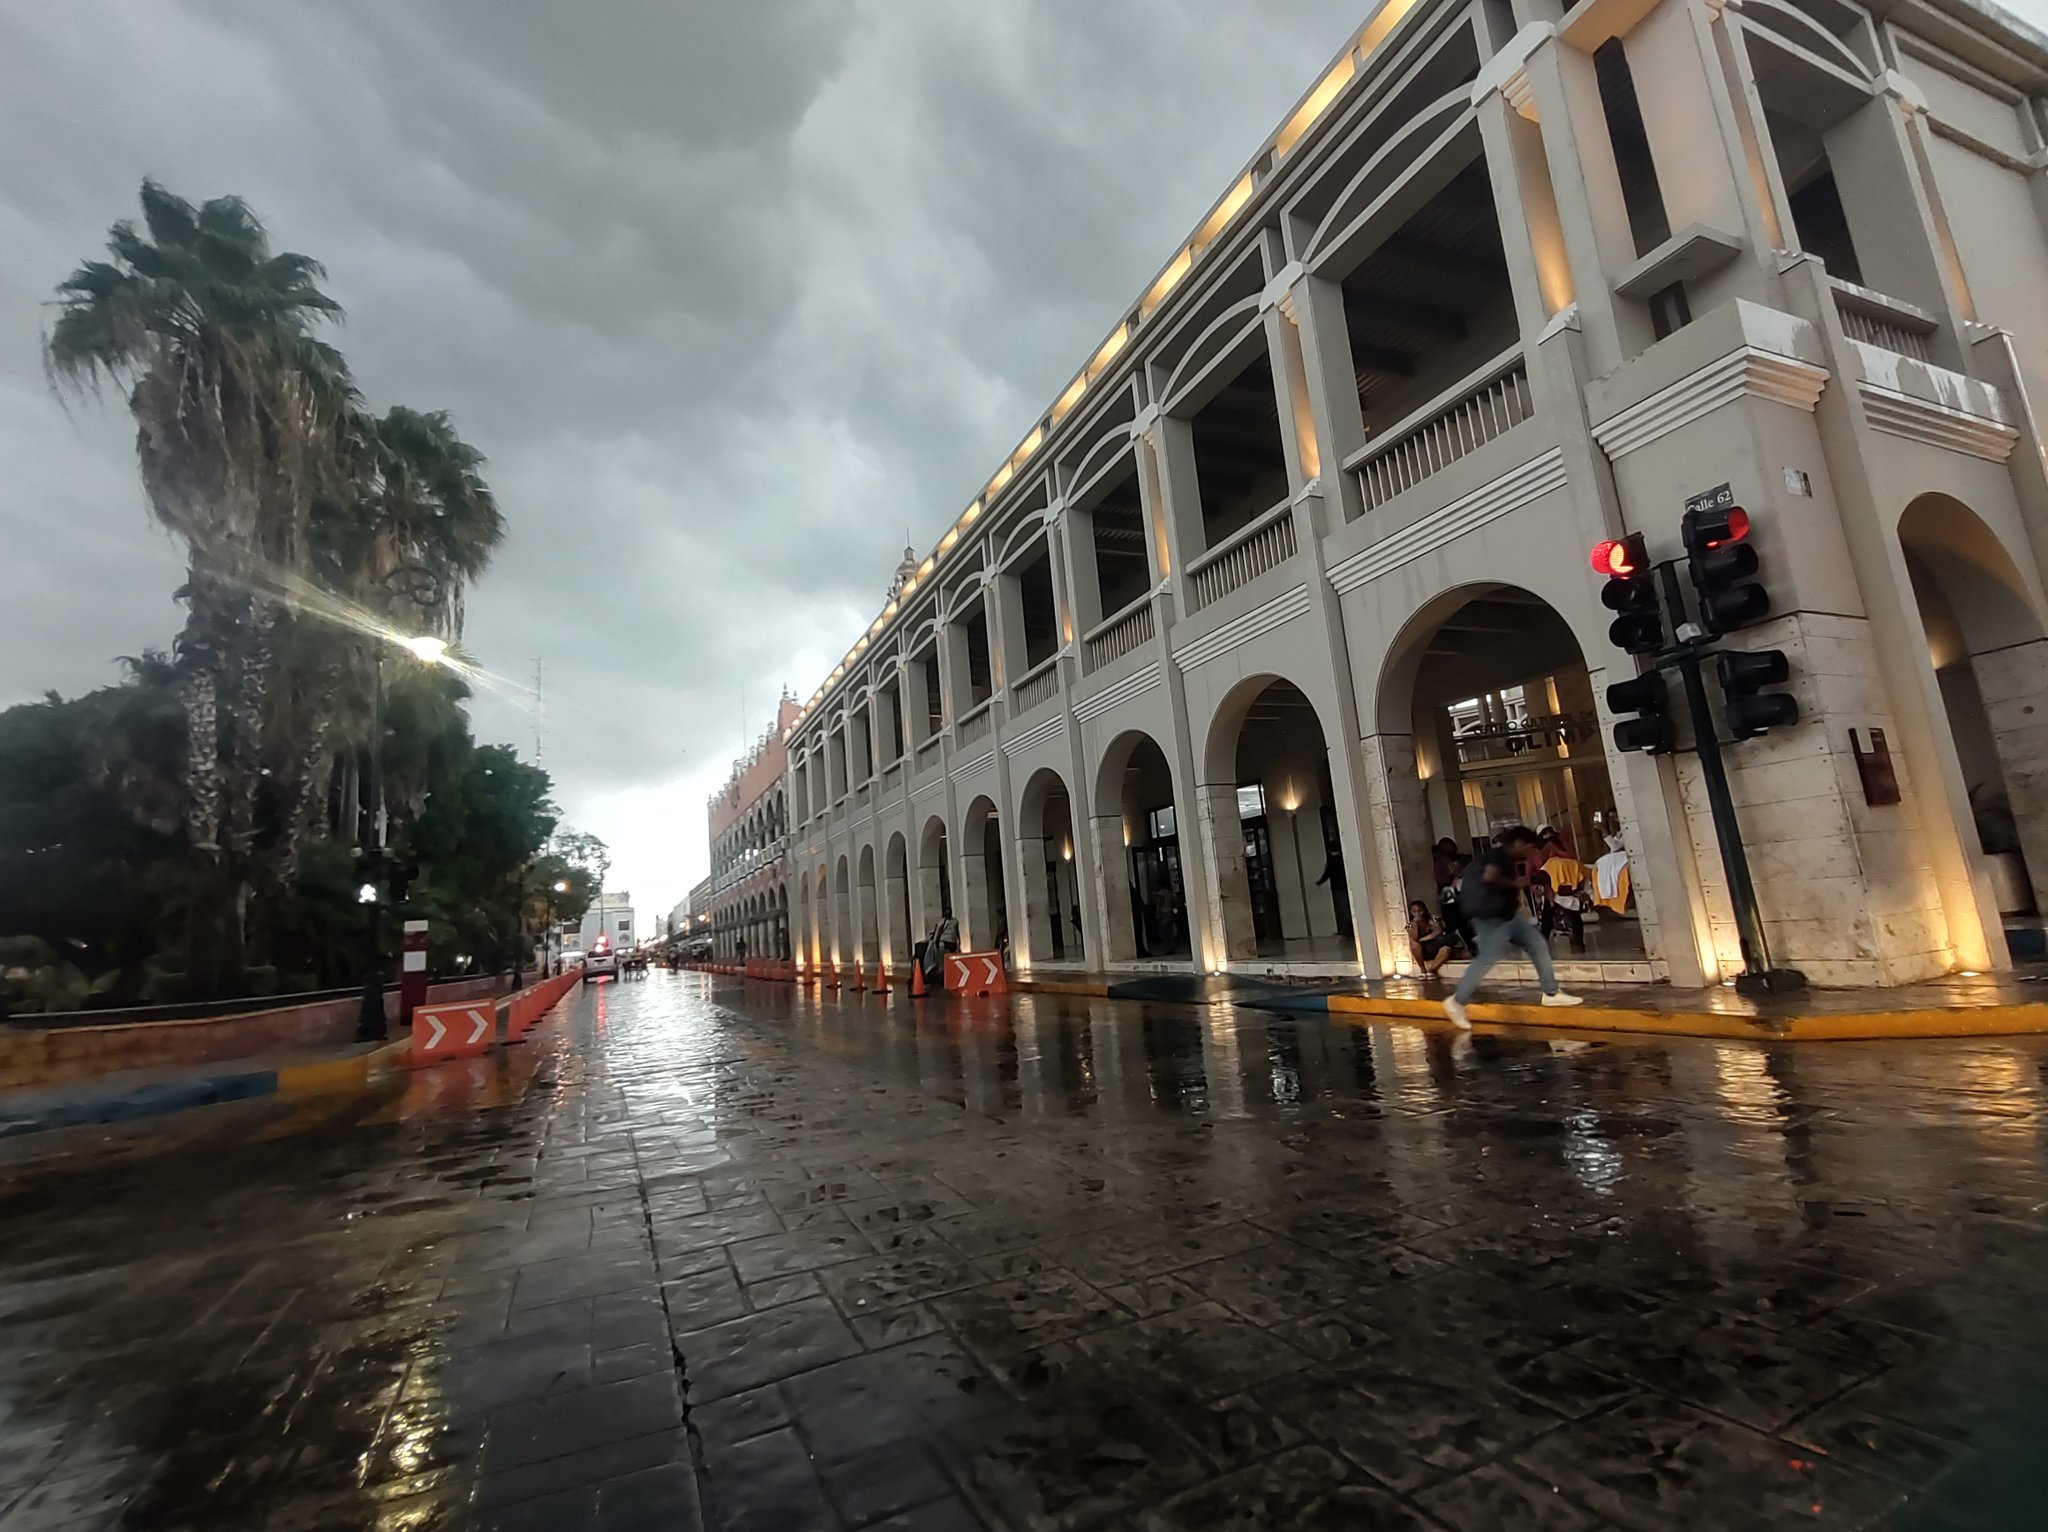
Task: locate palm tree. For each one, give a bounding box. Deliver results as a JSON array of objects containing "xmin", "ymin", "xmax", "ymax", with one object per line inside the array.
[
  {"xmin": 262, "ymin": 406, "xmax": 504, "ymax": 897},
  {"xmin": 47, "ymin": 180, "xmax": 354, "ymax": 993}
]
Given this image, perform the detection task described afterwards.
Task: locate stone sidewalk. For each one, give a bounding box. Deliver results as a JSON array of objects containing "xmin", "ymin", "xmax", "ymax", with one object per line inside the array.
[{"xmin": 1, "ymin": 974, "xmax": 2046, "ymax": 1528}]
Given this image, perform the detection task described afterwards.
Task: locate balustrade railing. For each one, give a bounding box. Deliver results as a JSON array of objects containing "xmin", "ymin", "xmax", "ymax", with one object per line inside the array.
[
  {"xmin": 1349, "ymin": 348, "xmax": 1530, "ymax": 513},
  {"xmin": 1185, "ymin": 500, "xmax": 1298, "ymax": 611},
  {"xmin": 915, "ymin": 733, "xmax": 944, "ymax": 768},
  {"xmin": 957, "ymin": 701, "xmax": 995, "ymax": 748},
  {"xmin": 1084, "ymin": 598, "xmax": 1155, "ymax": 669},
  {"xmin": 1011, "ymin": 658, "xmax": 1061, "ymax": 715},
  {"xmin": 1832, "ymin": 279, "xmax": 1936, "ymax": 363}
]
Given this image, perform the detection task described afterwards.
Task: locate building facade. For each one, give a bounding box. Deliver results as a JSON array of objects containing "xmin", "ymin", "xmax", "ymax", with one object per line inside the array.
[
  {"xmin": 784, "ymin": 0, "xmax": 2048, "ymax": 992},
  {"xmin": 708, "ymin": 697, "xmax": 800, "ymax": 961},
  {"xmin": 579, "ymin": 892, "xmax": 636, "ymax": 953}
]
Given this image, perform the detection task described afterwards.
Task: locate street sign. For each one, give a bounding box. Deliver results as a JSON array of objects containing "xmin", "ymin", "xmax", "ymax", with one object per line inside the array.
[{"xmin": 1684, "ymin": 482, "xmax": 1735, "ymax": 516}]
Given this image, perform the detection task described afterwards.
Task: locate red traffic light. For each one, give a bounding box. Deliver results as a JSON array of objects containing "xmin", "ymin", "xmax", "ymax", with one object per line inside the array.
[
  {"xmin": 1590, "ymin": 536, "xmax": 1644, "ymax": 578},
  {"xmin": 1697, "ymin": 506, "xmax": 1750, "ymax": 548}
]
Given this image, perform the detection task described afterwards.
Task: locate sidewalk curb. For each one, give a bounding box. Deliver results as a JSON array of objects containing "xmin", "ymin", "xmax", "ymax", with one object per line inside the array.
[
  {"xmin": 1012, "ymin": 978, "xmax": 2048, "ymax": 1041},
  {"xmin": 0, "ymin": 1038, "xmax": 416, "ymax": 1140}
]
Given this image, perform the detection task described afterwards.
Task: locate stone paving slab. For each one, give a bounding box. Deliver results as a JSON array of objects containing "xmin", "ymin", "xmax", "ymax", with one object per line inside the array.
[{"xmin": 0, "ymin": 975, "xmax": 2046, "ymax": 1528}]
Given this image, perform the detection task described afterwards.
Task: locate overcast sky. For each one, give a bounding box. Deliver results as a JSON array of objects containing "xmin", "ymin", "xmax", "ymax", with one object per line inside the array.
[{"xmin": 8, "ymin": 1, "xmax": 2046, "ymax": 921}]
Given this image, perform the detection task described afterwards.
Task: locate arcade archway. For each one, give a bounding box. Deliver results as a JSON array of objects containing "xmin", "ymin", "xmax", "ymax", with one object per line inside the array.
[
  {"xmin": 1093, "ymin": 730, "xmax": 1191, "ymax": 964},
  {"xmin": 1017, "ymin": 767, "xmax": 1083, "ymax": 965},
  {"xmin": 1901, "ymin": 493, "xmax": 2048, "ymax": 921},
  {"xmin": 1376, "ymin": 584, "xmax": 1641, "ymax": 968},
  {"xmin": 1201, "ymin": 677, "xmax": 1350, "ymax": 964}
]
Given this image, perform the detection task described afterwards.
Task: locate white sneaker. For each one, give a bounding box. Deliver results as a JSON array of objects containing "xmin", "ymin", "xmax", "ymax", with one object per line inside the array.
[
  {"xmin": 1442, "ymin": 997, "xmax": 1471, "ymax": 1029},
  {"xmin": 1541, "ymin": 990, "xmax": 1585, "ymax": 1007}
]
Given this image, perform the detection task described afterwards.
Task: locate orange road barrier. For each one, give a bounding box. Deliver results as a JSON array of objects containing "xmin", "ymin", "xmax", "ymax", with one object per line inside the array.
[
  {"xmin": 410, "ymin": 998, "xmax": 496, "ymax": 1065},
  {"xmin": 946, "ymin": 950, "xmax": 1009, "ymax": 997}
]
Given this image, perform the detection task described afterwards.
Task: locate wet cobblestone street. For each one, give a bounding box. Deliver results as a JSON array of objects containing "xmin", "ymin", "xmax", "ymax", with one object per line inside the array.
[{"xmin": 3, "ymin": 973, "xmax": 2047, "ymax": 1530}]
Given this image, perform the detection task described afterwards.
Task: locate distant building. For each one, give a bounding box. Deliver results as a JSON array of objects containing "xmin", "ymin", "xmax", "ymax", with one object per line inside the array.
[
  {"xmin": 579, "ymin": 891, "xmax": 636, "ymax": 952},
  {"xmin": 707, "ymin": 696, "xmax": 799, "ymax": 960}
]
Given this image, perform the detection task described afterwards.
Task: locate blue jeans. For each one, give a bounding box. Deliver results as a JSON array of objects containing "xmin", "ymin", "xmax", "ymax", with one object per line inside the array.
[{"xmin": 1451, "ymin": 913, "xmax": 1558, "ymax": 1004}]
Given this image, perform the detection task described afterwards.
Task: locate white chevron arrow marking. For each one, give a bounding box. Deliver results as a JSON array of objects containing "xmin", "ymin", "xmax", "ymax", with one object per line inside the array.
[
  {"xmin": 466, "ymin": 1008, "xmax": 490, "ymax": 1044},
  {"xmin": 980, "ymin": 957, "xmax": 1002, "ymax": 986},
  {"xmin": 424, "ymin": 1013, "xmax": 446, "ymax": 1049}
]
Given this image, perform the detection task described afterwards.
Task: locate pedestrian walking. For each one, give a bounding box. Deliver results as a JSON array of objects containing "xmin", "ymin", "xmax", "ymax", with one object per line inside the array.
[{"xmin": 1442, "ymin": 825, "xmax": 1584, "ymax": 1029}]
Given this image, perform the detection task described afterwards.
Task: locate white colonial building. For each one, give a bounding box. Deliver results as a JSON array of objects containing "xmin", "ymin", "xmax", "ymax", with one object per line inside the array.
[{"xmin": 783, "ymin": 0, "xmax": 2048, "ymax": 992}]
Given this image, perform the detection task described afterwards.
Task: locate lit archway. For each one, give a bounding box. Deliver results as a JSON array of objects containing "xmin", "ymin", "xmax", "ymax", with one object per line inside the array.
[
  {"xmin": 833, "ymin": 856, "xmax": 853, "ymax": 967},
  {"xmin": 857, "ymin": 843, "xmax": 882, "ymax": 971},
  {"xmin": 1016, "ymin": 767, "xmax": 1082, "ymax": 964},
  {"xmin": 1092, "ymin": 729, "xmax": 1190, "ymax": 964},
  {"xmin": 1373, "ymin": 582, "xmax": 1636, "ymax": 972},
  {"xmin": 1200, "ymin": 676, "xmax": 1349, "ymax": 964},
  {"xmin": 959, "ymin": 794, "xmax": 1006, "ymax": 952},
  {"xmin": 917, "ymin": 815, "xmax": 952, "ymax": 943},
  {"xmin": 1901, "ymin": 493, "xmax": 2048, "ymax": 920},
  {"xmin": 884, "ymin": 832, "xmax": 912, "ymax": 971}
]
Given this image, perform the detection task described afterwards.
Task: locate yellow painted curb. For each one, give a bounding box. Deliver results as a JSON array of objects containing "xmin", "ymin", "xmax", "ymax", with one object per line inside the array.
[
  {"xmin": 1322, "ymin": 992, "xmax": 2048, "ymax": 1041},
  {"xmin": 1014, "ymin": 978, "xmax": 2048, "ymax": 1041},
  {"xmin": 276, "ymin": 1039, "xmax": 412, "ymax": 1096},
  {"xmin": 1017, "ymin": 980, "xmax": 1115, "ymax": 998}
]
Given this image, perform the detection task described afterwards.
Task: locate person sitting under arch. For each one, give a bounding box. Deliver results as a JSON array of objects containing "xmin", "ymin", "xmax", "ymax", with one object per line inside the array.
[{"xmin": 1407, "ymin": 900, "xmax": 1452, "ymax": 976}]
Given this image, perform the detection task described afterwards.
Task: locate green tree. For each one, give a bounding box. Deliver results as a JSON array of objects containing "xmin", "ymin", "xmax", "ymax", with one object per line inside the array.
[
  {"xmin": 0, "ymin": 657, "xmax": 189, "ymax": 1002},
  {"xmin": 555, "ymin": 829, "xmax": 611, "ymax": 893},
  {"xmin": 47, "ymin": 180, "xmax": 355, "ymax": 995}
]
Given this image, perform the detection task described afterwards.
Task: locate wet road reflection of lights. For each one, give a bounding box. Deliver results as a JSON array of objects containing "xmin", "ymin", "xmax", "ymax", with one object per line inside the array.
[{"xmin": 0, "ymin": 974, "xmax": 2046, "ymax": 1529}]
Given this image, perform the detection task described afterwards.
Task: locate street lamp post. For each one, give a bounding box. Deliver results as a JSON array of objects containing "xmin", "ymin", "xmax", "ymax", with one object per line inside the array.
[
  {"xmin": 356, "ymin": 634, "xmax": 451, "ymax": 1043},
  {"xmin": 548, "ymin": 880, "xmax": 569, "ymax": 976}
]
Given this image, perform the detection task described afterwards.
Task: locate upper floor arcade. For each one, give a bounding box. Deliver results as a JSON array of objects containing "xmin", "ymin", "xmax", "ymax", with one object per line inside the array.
[{"xmin": 784, "ymin": 0, "xmax": 2048, "ymax": 844}]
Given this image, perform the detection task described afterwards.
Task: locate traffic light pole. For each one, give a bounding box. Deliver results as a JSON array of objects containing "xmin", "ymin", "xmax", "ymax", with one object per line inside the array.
[{"xmin": 1655, "ymin": 563, "xmax": 1806, "ymax": 996}]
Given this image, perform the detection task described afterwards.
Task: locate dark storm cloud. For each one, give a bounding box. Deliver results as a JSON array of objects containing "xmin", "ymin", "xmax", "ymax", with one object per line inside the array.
[{"xmin": 0, "ymin": 0, "xmax": 1375, "ymax": 903}]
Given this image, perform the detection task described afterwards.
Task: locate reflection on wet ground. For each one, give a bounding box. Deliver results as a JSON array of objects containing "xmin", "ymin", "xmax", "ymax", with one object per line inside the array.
[{"xmin": 2, "ymin": 974, "xmax": 2046, "ymax": 1529}]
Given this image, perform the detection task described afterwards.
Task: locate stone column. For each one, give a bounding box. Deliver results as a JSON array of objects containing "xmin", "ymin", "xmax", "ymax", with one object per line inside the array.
[
  {"xmin": 1195, "ymin": 782, "xmax": 1258, "ymax": 964},
  {"xmin": 1287, "ymin": 269, "xmax": 1369, "ymax": 524},
  {"xmin": 1016, "ymin": 834, "xmax": 1056, "ymax": 968},
  {"xmin": 1359, "ymin": 734, "xmax": 1437, "ymax": 975},
  {"xmin": 883, "ymin": 863, "xmax": 911, "ymax": 971},
  {"xmin": 961, "ymin": 839, "xmax": 995, "ymax": 953},
  {"xmin": 1141, "ymin": 409, "xmax": 1208, "ymax": 617},
  {"xmin": 1976, "ymin": 637, "xmax": 2048, "ymax": 913},
  {"xmin": 850, "ymin": 706, "xmax": 874, "ymax": 786},
  {"xmin": 874, "ymin": 685, "xmax": 903, "ymax": 768},
  {"xmin": 990, "ymin": 569, "xmax": 1027, "ymax": 695},
  {"xmin": 1056, "ymin": 506, "xmax": 1105, "ymax": 640},
  {"xmin": 860, "ymin": 878, "xmax": 882, "ymax": 970},
  {"xmin": 914, "ymin": 858, "xmax": 946, "ymax": 946},
  {"xmin": 1090, "ymin": 815, "xmax": 1137, "ymax": 963},
  {"xmin": 939, "ymin": 619, "xmax": 973, "ymax": 725},
  {"xmin": 904, "ymin": 657, "xmax": 935, "ymax": 747}
]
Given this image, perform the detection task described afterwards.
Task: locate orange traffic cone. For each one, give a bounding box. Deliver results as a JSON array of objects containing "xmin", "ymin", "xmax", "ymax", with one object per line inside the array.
[{"xmin": 910, "ymin": 955, "xmax": 927, "ymax": 998}]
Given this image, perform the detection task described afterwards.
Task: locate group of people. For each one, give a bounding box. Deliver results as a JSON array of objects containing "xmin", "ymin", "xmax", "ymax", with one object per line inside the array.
[{"xmin": 1405, "ymin": 824, "xmax": 1590, "ymax": 1027}]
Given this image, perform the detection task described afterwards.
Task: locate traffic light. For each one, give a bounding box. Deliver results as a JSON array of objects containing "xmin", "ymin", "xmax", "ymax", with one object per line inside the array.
[
  {"xmin": 1607, "ymin": 671, "xmax": 1674, "ymax": 754},
  {"xmin": 1591, "ymin": 534, "xmax": 1663, "ymax": 655},
  {"xmin": 388, "ymin": 859, "xmax": 419, "ymax": 904},
  {"xmin": 1682, "ymin": 504, "xmax": 1768, "ymax": 633},
  {"xmin": 1716, "ymin": 649, "xmax": 1798, "ymax": 739}
]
